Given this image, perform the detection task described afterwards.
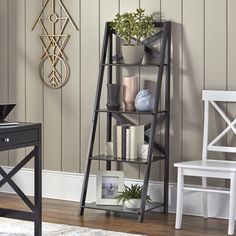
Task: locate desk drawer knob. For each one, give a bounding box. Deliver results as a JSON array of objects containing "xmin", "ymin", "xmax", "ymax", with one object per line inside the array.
[{"xmin": 3, "ymin": 138, "xmax": 10, "ymax": 143}]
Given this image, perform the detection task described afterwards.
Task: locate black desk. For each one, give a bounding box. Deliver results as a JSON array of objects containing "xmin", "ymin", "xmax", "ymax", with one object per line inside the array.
[{"xmin": 0, "ymin": 123, "xmax": 42, "ymax": 236}]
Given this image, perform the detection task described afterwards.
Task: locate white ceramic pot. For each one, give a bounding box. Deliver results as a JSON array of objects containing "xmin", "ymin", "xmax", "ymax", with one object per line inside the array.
[
  {"xmin": 124, "ymin": 199, "xmax": 141, "ymax": 209},
  {"xmin": 121, "ymin": 45, "xmax": 145, "ymax": 64}
]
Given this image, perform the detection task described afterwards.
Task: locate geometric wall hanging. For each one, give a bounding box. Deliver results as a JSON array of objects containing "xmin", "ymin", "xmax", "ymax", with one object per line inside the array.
[{"xmin": 32, "ymin": 0, "xmax": 79, "ymax": 89}]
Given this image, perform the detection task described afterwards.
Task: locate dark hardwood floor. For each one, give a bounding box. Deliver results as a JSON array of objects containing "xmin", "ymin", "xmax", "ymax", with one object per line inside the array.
[{"xmin": 0, "ymin": 193, "xmax": 228, "ymax": 236}]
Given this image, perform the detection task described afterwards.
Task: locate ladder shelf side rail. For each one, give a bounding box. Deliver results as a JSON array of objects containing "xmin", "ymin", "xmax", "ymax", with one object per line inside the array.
[
  {"xmin": 79, "ymin": 22, "xmax": 111, "ymax": 216},
  {"xmin": 138, "ymin": 21, "xmax": 171, "ymax": 223}
]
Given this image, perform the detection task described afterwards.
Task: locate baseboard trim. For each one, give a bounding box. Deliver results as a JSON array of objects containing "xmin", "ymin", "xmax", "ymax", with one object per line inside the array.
[{"xmin": 0, "ymin": 166, "xmax": 231, "ymax": 220}]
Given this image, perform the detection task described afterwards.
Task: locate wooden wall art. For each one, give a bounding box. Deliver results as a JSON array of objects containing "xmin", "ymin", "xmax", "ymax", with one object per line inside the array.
[{"xmin": 32, "ymin": 0, "xmax": 79, "ymax": 89}]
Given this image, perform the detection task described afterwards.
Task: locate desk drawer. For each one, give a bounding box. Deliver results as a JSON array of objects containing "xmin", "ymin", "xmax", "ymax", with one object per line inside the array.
[{"xmin": 0, "ymin": 129, "xmax": 38, "ymax": 148}]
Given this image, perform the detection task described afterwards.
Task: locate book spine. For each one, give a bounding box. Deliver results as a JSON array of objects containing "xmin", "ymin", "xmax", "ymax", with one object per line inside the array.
[
  {"xmin": 115, "ymin": 124, "xmax": 130, "ymax": 158},
  {"xmin": 121, "ymin": 126, "xmax": 127, "ymax": 160},
  {"xmin": 126, "ymin": 128, "xmax": 130, "ymax": 158},
  {"xmin": 113, "ymin": 125, "xmax": 117, "ymax": 157},
  {"xmin": 116, "ymin": 125, "xmax": 122, "ymax": 158}
]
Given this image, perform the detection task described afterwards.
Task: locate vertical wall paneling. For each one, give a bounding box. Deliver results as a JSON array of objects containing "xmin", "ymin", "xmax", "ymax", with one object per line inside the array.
[
  {"xmin": 140, "ymin": 0, "xmax": 161, "ymax": 181},
  {"xmin": 61, "ymin": 0, "xmax": 80, "ymax": 172},
  {"xmin": 80, "ymin": 0, "xmax": 100, "ymax": 173},
  {"xmin": 25, "ymin": 0, "xmax": 44, "ymax": 168},
  {"xmin": 99, "ymin": 0, "xmax": 119, "ymax": 171},
  {"xmin": 205, "ymin": 0, "xmax": 227, "ymax": 89},
  {"xmin": 8, "ymin": 0, "xmax": 26, "ymax": 166},
  {"xmin": 42, "ymin": 2, "xmax": 62, "ymax": 171},
  {"xmin": 0, "ymin": 0, "xmax": 235, "ymax": 186},
  {"xmin": 227, "ymin": 0, "xmax": 236, "ymax": 89},
  {"xmin": 0, "ymin": 0, "xmax": 9, "ymax": 165},
  {"xmin": 182, "ymin": 0, "xmax": 204, "ymax": 185},
  {"xmin": 119, "ymin": 0, "xmax": 140, "ymax": 179},
  {"xmin": 161, "ymin": 0, "xmax": 182, "ymax": 183}
]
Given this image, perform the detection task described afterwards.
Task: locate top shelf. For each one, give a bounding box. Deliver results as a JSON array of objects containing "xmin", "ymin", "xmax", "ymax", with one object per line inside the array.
[{"xmin": 103, "ymin": 55, "xmax": 167, "ymax": 68}]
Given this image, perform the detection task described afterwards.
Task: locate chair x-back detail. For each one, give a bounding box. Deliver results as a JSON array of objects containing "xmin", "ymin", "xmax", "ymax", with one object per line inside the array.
[{"xmin": 174, "ymin": 90, "xmax": 236, "ymax": 235}]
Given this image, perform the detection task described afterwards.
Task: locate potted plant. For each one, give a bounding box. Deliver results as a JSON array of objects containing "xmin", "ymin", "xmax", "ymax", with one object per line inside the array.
[
  {"xmin": 117, "ymin": 184, "xmax": 151, "ymax": 209},
  {"xmin": 110, "ymin": 8, "xmax": 155, "ymax": 64}
]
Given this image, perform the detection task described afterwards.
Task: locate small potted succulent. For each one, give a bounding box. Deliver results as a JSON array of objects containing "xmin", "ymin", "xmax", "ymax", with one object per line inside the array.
[
  {"xmin": 110, "ymin": 8, "xmax": 155, "ymax": 64},
  {"xmin": 117, "ymin": 184, "xmax": 151, "ymax": 209}
]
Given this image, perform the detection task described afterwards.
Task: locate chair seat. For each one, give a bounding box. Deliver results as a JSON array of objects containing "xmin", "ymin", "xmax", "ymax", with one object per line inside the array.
[{"xmin": 174, "ymin": 159, "xmax": 236, "ymax": 171}]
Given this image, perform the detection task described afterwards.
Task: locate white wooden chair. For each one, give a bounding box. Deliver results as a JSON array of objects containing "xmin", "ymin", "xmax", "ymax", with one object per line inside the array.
[{"xmin": 174, "ymin": 90, "xmax": 236, "ymax": 235}]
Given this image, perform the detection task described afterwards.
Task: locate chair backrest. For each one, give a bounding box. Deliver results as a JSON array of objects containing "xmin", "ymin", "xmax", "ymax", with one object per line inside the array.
[{"xmin": 202, "ymin": 90, "xmax": 236, "ymax": 160}]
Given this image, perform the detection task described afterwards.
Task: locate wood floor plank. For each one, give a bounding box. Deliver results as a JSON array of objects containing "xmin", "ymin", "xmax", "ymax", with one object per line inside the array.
[{"xmin": 0, "ymin": 193, "xmax": 228, "ymax": 236}]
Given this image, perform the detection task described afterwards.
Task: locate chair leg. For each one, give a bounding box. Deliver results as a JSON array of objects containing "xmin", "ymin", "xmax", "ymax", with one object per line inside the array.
[
  {"xmin": 175, "ymin": 167, "xmax": 184, "ymax": 229},
  {"xmin": 228, "ymin": 172, "xmax": 236, "ymax": 235},
  {"xmin": 202, "ymin": 177, "xmax": 208, "ymax": 218}
]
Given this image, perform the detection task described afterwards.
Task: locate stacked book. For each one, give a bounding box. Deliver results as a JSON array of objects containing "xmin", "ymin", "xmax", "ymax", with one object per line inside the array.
[{"xmin": 113, "ymin": 124, "xmax": 144, "ymax": 160}]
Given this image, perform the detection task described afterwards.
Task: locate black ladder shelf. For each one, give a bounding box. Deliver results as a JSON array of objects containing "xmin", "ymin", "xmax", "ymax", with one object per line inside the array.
[{"xmin": 79, "ymin": 21, "xmax": 171, "ymax": 223}]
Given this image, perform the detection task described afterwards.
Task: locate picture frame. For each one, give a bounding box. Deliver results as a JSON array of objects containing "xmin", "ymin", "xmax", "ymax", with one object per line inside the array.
[{"xmin": 96, "ymin": 171, "xmax": 124, "ymax": 205}]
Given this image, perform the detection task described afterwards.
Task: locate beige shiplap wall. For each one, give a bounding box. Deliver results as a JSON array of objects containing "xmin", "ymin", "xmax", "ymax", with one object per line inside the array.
[{"xmin": 0, "ymin": 0, "xmax": 235, "ymax": 185}]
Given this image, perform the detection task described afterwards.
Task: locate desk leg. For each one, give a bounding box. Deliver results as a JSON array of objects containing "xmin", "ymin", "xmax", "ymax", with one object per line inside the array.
[{"xmin": 34, "ymin": 145, "xmax": 42, "ymax": 236}]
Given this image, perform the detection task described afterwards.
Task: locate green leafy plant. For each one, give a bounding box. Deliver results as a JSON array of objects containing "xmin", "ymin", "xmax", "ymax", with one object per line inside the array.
[
  {"xmin": 110, "ymin": 8, "xmax": 155, "ymax": 46},
  {"xmin": 117, "ymin": 184, "xmax": 151, "ymax": 205}
]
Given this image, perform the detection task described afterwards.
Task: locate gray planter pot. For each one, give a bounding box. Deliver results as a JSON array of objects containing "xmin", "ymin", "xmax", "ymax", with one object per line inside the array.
[{"xmin": 122, "ymin": 44, "xmax": 145, "ymax": 64}]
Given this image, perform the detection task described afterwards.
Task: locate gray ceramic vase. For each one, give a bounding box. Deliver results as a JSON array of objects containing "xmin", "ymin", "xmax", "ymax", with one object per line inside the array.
[
  {"xmin": 121, "ymin": 45, "xmax": 145, "ymax": 64},
  {"xmin": 106, "ymin": 84, "xmax": 120, "ymax": 111},
  {"xmin": 135, "ymin": 89, "xmax": 154, "ymax": 112}
]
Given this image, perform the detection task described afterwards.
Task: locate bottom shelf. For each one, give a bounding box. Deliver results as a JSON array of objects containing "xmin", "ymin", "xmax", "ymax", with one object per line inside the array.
[{"xmin": 82, "ymin": 202, "xmax": 163, "ymax": 215}]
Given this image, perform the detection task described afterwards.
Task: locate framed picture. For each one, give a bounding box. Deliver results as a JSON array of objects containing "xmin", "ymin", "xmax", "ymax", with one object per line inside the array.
[{"xmin": 96, "ymin": 171, "xmax": 124, "ymax": 205}]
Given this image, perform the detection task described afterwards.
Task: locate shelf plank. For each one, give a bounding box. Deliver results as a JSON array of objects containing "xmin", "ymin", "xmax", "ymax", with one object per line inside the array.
[
  {"xmin": 89, "ymin": 155, "xmax": 165, "ymax": 164},
  {"xmin": 102, "ymin": 62, "xmax": 165, "ymax": 67},
  {"xmin": 82, "ymin": 202, "xmax": 163, "ymax": 215},
  {"xmin": 96, "ymin": 108, "xmax": 167, "ymax": 116}
]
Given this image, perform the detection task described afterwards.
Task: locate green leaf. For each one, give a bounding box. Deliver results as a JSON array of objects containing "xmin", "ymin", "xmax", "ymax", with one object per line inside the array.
[
  {"xmin": 116, "ymin": 184, "xmax": 152, "ymax": 205},
  {"xmin": 110, "ymin": 8, "xmax": 156, "ymax": 45}
]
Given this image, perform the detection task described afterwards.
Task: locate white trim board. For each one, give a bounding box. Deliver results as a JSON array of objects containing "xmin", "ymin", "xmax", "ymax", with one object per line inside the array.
[{"xmin": 0, "ymin": 166, "xmax": 232, "ymax": 220}]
